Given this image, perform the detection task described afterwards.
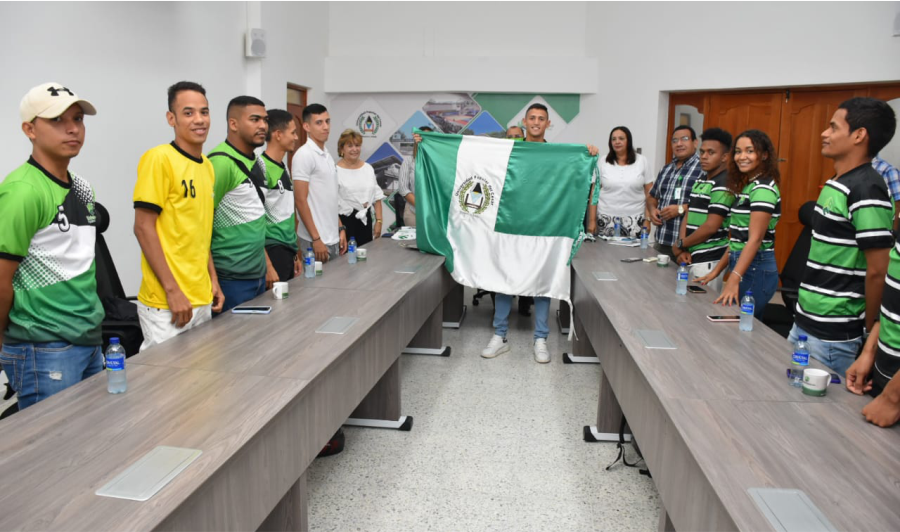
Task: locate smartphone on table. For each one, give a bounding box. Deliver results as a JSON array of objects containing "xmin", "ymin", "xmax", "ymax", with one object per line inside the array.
[{"xmin": 231, "ymin": 306, "xmax": 273, "ymax": 314}]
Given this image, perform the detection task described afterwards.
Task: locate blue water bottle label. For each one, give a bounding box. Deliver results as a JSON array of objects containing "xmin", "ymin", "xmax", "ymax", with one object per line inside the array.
[
  {"xmin": 792, "ymin": 351, "xmax": 809, "ymax": 366},
  {"xmin": 740, "ymin": 303, "xmax": 754, "ymax": 315},
  {"xmin": 305, "ymin": 257, "xmax": 312, "ymax": 266},
  {"xmin": 349, "ymin": 244, "xmax": 356, "ymax": 252},
  {"xmin": 106, "ymin": 357, "xmax": 125, "ymax": 371},
  {"xmin": 678, "ymin": 272, "xmax": 688, "ymax": 280}
]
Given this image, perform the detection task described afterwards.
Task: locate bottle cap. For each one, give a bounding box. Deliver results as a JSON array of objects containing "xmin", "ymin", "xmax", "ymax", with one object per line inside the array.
[
  {"xmin": 680, "ymin": 262, "xmax": 686, "ymax": 266},
  {"xmin": 110, "ymin": 337, "xmax": 120, "ymax": 344},
  {"xmin": 307, "ymin": 247, "xmax": 313, "ymax": 251},
  {"xmin": 799, "ymin": 334, "xmax": 808, "ymax": 341},
  {"xmin": 745, "ymin": 290, "xmax": 753, "ymax": 295}
]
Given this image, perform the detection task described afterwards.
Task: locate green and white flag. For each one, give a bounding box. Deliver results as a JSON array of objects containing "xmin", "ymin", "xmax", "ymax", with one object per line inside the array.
[{"xmin": 415, "ymin": 130, "xmax": 597, "ymax": 303}]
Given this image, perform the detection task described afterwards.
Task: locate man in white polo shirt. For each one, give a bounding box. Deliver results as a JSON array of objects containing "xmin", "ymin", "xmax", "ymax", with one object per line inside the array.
[{"xmin": 293, "ymin": 103, "xmax": 346, "ymax": 262}]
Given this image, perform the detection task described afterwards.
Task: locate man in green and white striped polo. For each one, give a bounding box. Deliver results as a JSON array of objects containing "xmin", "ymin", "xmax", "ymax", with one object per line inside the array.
[
  {"xmin": 792, "ymin": 98, "xmax": 897, "ymax": 375},
  {"xmin": 673, "ymin": 128, "xmax": 734, "ymax": 293}
]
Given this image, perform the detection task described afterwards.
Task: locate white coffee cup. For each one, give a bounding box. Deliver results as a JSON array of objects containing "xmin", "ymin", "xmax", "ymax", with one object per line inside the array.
[
  {"xmin": 357, "ymin": 248, "xmax": 367, "ymax": 261},
  {"xmin": 272, "ymin": 282, "xmax": 289, "ymax": 300},
  {"xmin": 802, "ymin": 368, "xmax": 831, "ymax": 397},
  {"xmin": 657, "ymin": 254, "xmax": 670, "ymax": 267},
  {"xmin": 315, "ymin": 261, "xmax": 323, "ymax": 276}
]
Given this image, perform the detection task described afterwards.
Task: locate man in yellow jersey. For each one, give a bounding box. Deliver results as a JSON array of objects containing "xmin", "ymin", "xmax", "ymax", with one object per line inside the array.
[{"xmin": 133, "ymin": 81, "xmax": 223, "ymax": 350}]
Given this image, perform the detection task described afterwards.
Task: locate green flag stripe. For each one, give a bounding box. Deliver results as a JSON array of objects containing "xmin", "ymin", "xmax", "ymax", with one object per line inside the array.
[{"xmin": 415, "ymin": 131, "xmax": 463, "ymax": 273}]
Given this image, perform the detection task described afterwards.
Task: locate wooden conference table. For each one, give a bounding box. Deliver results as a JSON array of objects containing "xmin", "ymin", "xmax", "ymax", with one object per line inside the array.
[
  {"xmin": 0, "ymin": 238, "xmax": 453, "ymax": 531},
  {"xmin": 569, "ymin": 241, "xmax": 900, "ymax": 531}
]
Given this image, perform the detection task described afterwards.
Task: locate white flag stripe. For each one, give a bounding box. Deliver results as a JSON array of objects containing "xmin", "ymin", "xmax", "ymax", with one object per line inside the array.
[{"xmin": 445, "ymin": 136, "xmax": 575, "ymax": 301}]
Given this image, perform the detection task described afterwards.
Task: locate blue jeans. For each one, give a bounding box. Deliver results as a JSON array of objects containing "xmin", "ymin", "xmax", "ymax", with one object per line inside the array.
[
  {"xmin": 788, "ymin": 323, "xmax": 861, "ymax": 376},
  {"xmin": 494, "ymin": 294, "xmax": 550, "ymax": 340},
  {"xmin": 729, "ymin": 250, "xmax": 778, "ymax": 319},
  {"xmin": 0, "ymin": 342, "xmax": 103, "ymax": 410},
  {"xmin": 217, "ymin": 275, "xmax": 267, "ymax": 315}
]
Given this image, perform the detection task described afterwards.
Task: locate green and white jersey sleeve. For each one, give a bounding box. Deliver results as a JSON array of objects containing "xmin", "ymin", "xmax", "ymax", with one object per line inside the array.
[
  {"xmin": 208, "ymin": 142, "xmax": 267, "ymax": 280},
  {"xmin": 261, "ymin": 153, "xmax": 297, "ymax": 252},
  {"xmin": 0, "ymin": 159, "xmax": 103, "ymax": 346}
]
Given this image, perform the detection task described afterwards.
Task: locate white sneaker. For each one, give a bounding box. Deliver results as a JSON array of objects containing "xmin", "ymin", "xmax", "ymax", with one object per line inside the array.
[
  {"xmin": 533, "ymin": 338, "xmax": 551, "ymax": 364},
  {"xmin": 481, "ymin": 334, "xmax": 510, "ymax": 358}
]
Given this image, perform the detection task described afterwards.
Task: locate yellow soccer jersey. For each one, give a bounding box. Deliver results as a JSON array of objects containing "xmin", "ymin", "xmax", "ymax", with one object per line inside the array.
[{"xmin": 133, "ymin": 142, "xmax": 215, "ymax": 308}]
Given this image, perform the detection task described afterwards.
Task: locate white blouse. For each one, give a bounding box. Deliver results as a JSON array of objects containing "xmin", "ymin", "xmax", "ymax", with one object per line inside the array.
[
  {"xmin": 596, "ymin": 153, "xmax": 653, "ymax": 217},
  {"xmin": 337, "ymin": 163, "xmax": 385, "ymax": 219}
]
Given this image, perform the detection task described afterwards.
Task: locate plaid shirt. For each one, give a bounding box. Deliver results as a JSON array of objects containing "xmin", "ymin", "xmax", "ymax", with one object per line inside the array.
[
  {"xmin": 649, "ymin": 152, "xmax": 703, "ymax": 245},
  {"xmin": 873, "ymin": 156, "xmax": 900, "ymax": 202}
]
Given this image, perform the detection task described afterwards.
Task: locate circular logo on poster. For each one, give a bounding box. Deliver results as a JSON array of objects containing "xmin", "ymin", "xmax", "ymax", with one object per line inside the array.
[
  {"xmin": 455, "ymin": 175, "xmax": 494, "ymax": 215},
  {"xmin": 356, "ymin": 111, "xmax": 382, "ymax": 137}
]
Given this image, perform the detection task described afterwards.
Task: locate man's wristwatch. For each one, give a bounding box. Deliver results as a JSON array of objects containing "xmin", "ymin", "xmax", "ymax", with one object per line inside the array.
[
  {"xmin": 338, "ymin": 225, "xmax": 346, "ymax": 232},
  {"xmin": 675, "ymin": 238, "xmax": 684, "ymax": 250},
  {"xmin": 677, "ymin": 205, "xmax": 684, "ymax": 215}
]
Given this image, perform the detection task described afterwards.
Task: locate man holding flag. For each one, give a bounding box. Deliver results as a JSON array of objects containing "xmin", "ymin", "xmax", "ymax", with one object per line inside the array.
[{"xmin": 415, "ymin": 103, "xmax": 598, "ymax": 364}]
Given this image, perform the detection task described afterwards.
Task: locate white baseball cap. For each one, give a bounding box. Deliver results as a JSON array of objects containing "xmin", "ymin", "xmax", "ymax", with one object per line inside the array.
[{"xmin": 20, "ymin": 82, "xmax": 97, "ymax": 123}]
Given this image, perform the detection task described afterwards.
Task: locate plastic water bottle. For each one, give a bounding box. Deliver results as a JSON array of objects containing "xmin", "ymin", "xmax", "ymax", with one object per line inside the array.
[
  {"xmin": 640, "ymin": 227, "xmax": 649, "ymax": 249},
  {"xmin": 348, "ymin": 237, "xmax": 357, "ymax": 264},
  {"xmin": 613, "ymin": 217, "xmax": 621, "ymax": 238},
  {"xmin": 790, "ymin": 335, "xmax": 810, "ymax": 387},
  {"xmin": 676, "ymin": 262, "xmax": 689, "ymax": 295},
  {"xmin": 106, "ymin": 338, "xmax": 127, "ymax": 394},
  {"xmin": 304, "ymin": 247, "xmax": 314, "ymax": 278},
  {"xmin": 740, "ymin": 290, "xmax": 755, "ymax": 331}
]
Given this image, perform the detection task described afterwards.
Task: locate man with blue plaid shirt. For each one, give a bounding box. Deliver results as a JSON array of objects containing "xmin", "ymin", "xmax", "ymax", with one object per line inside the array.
[
  {"xmin": 873, "ymin": 155, "xmax": 900, "ymax": 231},
  {"xmin": 647, "ymin": 125, "xmax": 703, "ymax": 258}
]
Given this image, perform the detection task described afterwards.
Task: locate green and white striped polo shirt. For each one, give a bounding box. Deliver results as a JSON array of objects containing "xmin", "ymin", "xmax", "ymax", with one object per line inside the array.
[
  {"xmin": 728, "ymin": 177, "xmax": 781, "ymax": 253},
  {"xmin": 796, "ymin": 164, "xmax": 895, "ymax": 340},
  {"xmin": 686, "ymin": 169, "xmax": 734, "ymax": 264},
  {"xmin": 875, "ymin": 242, "xmax": 900, "ymax": 386}
]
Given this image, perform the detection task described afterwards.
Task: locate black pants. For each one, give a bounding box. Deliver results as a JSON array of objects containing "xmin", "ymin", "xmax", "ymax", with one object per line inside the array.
[
  {"xmin": 266, "ymin": 244, "xmax": 296, "ymax": 282},
  {"xmin": 340, "ymin": 210, "xmax": 374, "ymax": 247}
]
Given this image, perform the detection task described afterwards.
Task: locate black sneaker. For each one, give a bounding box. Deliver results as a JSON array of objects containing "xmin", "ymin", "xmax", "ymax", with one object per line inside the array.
[{"xmin": 317, "ymin": 428, "xmax": 345, "ymax": 457}]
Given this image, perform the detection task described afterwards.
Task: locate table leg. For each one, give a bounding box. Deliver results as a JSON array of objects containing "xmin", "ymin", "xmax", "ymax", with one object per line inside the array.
[
  {"xmin": 562, "ymin": 314, "xmax": 601, "ymax": 364},
  {"xmin": 583, "ymin": 372, "xmax": 631, "ymax": 443},
  {"xmin": 258, "ymin": 472, "xmax": 308, "ymax": 532},
  {"xmin": 658, "ymin": 506, "xmax": 676, "ymax": 532},
  {"xmin": 557, "ymin": 301, "xmax": 571, "ymax": 335},
  {"xmin": 344, "ymin": 359, "xmax": 413, "ymax": 430},
  {"xmin": 402, "ymin": 302, "xmax": 450, "ymax": 357},
  {"xmin": 441, "ymin": 280, "xmax": 467, "ymax": 329}
]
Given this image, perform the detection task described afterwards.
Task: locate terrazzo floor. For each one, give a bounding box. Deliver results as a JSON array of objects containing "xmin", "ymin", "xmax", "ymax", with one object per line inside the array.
[{"xmin": 307, "ymin": 287, "xmax": 660, "ymax": 532}]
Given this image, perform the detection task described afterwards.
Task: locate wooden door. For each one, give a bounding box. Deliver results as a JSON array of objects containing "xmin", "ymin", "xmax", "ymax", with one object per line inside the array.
[
  {"xmin": 286, "ymin": 84, "xmax": 308, "ymax": 173},
  {"xmin": 706, "ymin": 91, "xmax": 784, "ymax": 147},
  {"xmin": 776, "ymin": 89, "xmax": 863, "ymax": 268},
  {"xmin": 665, "ymin": 93, "xmax": 708, "ymax": 161}
]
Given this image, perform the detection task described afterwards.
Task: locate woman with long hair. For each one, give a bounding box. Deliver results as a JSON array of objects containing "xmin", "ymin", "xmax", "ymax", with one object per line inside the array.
[
  {"xmin": 595, "ymin": 126, "xmax": 653, "ymax": 238},
  {"xmin": 697, "ymin": 129, "xmax": 781, "ymax": 316}
]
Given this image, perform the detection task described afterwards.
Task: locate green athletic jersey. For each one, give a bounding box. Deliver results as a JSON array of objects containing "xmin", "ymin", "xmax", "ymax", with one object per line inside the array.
[
  {"xmin": 0, "ymin": 158, "xmax": 103, "ymax": 345},
  {"xmin": 685, "ymin": 170, "xmax": 733, "ymax": 264},
  {"xmin": 875, "ymin": 243, "xmax": 900, "ymax": 384},
  {"xmin": 796, "ymin": 164, "xmax": 894, "ymax": 340},
  {"xmin": 261, "ymin": 152, "xmax": 297, "ymax": 252},
  {"xmin": 208, "ymin": 141, "xmax": 267, "ymax": 280},
  {"xmin": 728, "ymin": 177, "xmax": 780, "ymax": 253}
]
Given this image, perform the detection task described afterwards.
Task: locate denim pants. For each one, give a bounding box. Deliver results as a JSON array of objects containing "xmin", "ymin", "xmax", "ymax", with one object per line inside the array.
[
  {"xmin": 788, "ymin": 323, "xmax": 862, "ymax": 376},
  {"xmin": 217, "ymin": 275, "xmax": 267, "ymax": 315},
  {"xmin": 494, "ymin": 294, "xmax": 550, "ymax": 340},
  {"xmin": 729, "ymin": 250, "xmax": 778, "ymax": 319},
  {"xmin": 0, "ymin": 342, "xmax": 103, "ymax": 410}
]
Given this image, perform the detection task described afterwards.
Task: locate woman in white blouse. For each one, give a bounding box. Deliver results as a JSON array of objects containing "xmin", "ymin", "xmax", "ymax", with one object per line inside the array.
[
  {"xmin": 596, "ymin": 126, "xmax": 654, "ymax": 238},
  {"xmin": 336, "ymin": 129, "xmax": 384, "ymax": 246}
]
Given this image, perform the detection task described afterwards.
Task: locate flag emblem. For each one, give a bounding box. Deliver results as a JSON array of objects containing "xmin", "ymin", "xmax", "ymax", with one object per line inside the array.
[{"xmin": 456, "ymin": 175, "xmax": 493, "ymax": 215}]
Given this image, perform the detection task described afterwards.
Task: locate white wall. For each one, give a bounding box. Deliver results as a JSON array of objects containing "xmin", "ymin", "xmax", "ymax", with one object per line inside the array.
[
  {"xmin": 1, "ymin": 1, "xmax": 898, "ymax": 294},
  {"xmin": 0, "ymin": 1, "xmax": 329, "ymax": 294},
  {"xmin": 325, "ymin": 1, "xmax": 900, "ymax": 172}
]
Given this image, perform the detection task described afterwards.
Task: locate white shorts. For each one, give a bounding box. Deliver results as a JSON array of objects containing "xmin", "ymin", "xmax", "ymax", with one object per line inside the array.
[
  {"xmin": 137, "ymin": 302, "xmax": 212, "ymax": 352},
  {"xmin": 691, "ymin": 260, "xmax": 724, "ymax": 294}
]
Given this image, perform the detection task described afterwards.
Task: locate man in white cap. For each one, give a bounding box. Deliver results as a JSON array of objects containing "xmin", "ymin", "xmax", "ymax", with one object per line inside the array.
[{"xmin": 0, "ymin": 82, "xmax": 105, "ymax": 410}]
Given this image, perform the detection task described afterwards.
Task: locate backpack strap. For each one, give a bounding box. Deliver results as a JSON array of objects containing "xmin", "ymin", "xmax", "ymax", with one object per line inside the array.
[{"xmin": 208, "ymin": 151, "xmax": 267, "ymax": 204}]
